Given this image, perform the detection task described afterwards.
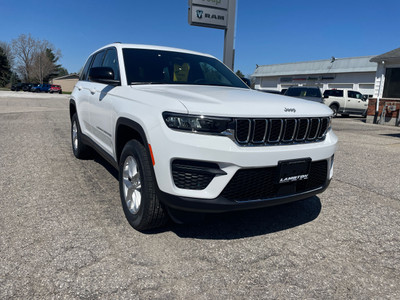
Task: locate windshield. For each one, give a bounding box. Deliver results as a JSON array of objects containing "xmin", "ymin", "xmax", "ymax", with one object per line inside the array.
[
  {"xmin": 122, "ymin": 48, "xmax": 248, "ymax": 88},
  {"xmin": 286, "ymin": 87, "xmax": 321, "ymax": 97}
]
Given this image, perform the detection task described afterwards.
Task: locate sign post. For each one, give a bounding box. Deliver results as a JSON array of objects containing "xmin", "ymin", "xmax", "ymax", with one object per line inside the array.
[{"xmin": 188, "ymin": 0, "xmax": 236, "ymax": 70}]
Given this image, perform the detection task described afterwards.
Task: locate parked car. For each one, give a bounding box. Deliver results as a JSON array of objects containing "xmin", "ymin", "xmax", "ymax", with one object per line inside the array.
[
  {"xmin": 70, "ymin": 43, "xmax": 337, "ymax": 231},
  {"xmin": 11, "ymin": 83, "xmax": 30, "ymax": 91},
  {"xmin": 49, "ymin": 85, "xmax": 62, "ymax": 94},
  {"xmin": 31, "ymin": 84, "xmax": 51, "ymax": 93},
  {"xmin": 323, "ymin": 89, "xmax": 368, "ymax": 117},
  {"xmin": 22, "ymin": 83, "xmax": 33, "ymax": 92},
  {"xmin": 284, "ymin": 86, "xmax": 323, "ymax": 103}
]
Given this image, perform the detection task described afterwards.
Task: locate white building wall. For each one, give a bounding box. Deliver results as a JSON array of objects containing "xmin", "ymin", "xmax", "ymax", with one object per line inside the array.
[
  {"xmin": 373, "ymin": 63, "xmax": 386, "ymax": 98},
  {"xmin": 254, "ymin": 71, "xmax": 376, "ymax": 95}
]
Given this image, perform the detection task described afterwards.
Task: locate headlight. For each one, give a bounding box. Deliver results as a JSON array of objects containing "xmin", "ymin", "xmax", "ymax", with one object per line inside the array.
[{"xmin": 163, "ymin": 112, "xmax": 232, "ymax": 134}]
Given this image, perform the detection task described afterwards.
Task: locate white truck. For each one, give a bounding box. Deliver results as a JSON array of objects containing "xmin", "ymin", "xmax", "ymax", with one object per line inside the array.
[
  {"xmin": 323, "ymin": 89, "xmax": 368, "ymax": 117},
  {"xmin": 70, "ymin": 43, "xmax": 338, "ymax": 230}
]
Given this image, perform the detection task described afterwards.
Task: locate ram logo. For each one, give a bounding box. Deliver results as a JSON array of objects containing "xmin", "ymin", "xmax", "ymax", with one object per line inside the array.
[{"xmin": 196, "ymin": 10, "xmax": 203, "ymax": 18}]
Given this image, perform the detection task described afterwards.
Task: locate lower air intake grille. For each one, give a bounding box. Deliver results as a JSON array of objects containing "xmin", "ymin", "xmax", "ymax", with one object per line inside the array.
[
  {"xmin": 220, "ymin": 160, "xmax": 328, "ymax": 201},
  {"xmin": 172, "ymin": 160, "xmax": 221, "ymax": 190}
]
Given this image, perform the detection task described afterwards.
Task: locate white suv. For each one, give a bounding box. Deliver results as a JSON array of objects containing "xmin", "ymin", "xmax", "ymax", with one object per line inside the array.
[{"xmin": 70, "ymin": 43, "xmax": 338, "ymax": 230}]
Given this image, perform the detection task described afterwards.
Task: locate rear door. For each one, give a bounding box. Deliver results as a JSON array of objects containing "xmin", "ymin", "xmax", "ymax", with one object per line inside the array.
[
  {"xmin": 88, "ymin": 47, "xmax": 121, "ymax": 155},
  {"xmin": 74, "ymin": 54, "xmax": 95, "ymax": 137}
]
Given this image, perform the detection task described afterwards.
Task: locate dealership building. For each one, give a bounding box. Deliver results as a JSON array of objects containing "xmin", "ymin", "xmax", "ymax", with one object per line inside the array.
[
  {"xmin": 252, "ymin": 56, "xmax": 377, "ymax": 96},
  {"xmin": 366, "ymin": 47, "xmax": 400, "ymax": 125}
]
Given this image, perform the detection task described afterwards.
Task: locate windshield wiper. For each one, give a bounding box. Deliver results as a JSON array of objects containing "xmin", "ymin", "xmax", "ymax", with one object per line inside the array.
[{"xmin": 130, "ymin": 82, "xmax": 165, "ymax": 85}]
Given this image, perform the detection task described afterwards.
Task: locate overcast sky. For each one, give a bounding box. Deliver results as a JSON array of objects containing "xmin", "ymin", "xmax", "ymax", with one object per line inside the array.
[{"xmin": 1, "ymin": 0, "xmax": 399, "ymax": 77}]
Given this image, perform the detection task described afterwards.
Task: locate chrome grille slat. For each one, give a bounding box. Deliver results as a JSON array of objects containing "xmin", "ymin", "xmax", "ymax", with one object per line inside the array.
[
  {"xmin": 296, "ymin": 119, "xmax": 309, "ymax": 141},
  {"xmin": 282, "ymin": 119, "xmax": 297, "ymax": 142},
  {"xmin": 236, "ymin": 119, "xmax": 251, "ymax": 143},
  {"xmin": 252, "ymin": 119, "xmax": 268, "ymax": 143},
  {"xmin": 307, "ymin": 118, "xmax": 321, "ymax": 140},
  {"xmin": 234, "ymin": 117, "xmax": 329, "ymax": 146},
  {"xmin": 268, "ymin": 119, "xmax": 283, "ymax": 143}
]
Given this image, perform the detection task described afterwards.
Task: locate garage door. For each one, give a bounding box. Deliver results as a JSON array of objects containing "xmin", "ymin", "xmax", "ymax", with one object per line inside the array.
[
  {"xmin": 359, "ymin": 84, "xmax": 374, "ymax": 96},
  {"xmin": 328, "ymin": 84, "xmax": 353, "ymax": 89}
]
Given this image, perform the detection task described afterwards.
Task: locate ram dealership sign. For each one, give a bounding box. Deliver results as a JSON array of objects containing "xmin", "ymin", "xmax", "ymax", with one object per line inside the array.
[{"xmin": 189, "ymin": 0, "xmax": 229, "ymax": 29}]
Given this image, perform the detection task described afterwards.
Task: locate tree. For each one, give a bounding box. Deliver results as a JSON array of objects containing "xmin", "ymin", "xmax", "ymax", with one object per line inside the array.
[
  {"xmin": 0, "ymin": 41, "xmax": 14, "ymax": 70},
  {"xmin": 12, "ymin": 34, "xmax": 62, "ymax": 83},
  {"xmin": 0, "ymin": 46, "xmax": 12, "ymax": 87},
  {"xmin": 235, "ymin": 70, "xmax": 244, "ymax": 78},
  {"xmin": 12, "ymin": 34, "xmax": 36, "ymax": 82},
  {"xmin": 57, "ymin": 67, "xmax": 68, "ymax": 77}
]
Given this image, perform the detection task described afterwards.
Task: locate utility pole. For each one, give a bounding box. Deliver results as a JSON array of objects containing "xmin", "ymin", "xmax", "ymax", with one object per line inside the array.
[{"xmin": 223, "ymin": 0, "xmax": 236, "ymax": 70}]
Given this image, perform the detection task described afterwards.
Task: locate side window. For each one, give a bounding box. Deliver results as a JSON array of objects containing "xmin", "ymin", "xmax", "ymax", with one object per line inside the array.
[
  {"xmin": 332, "ymin": 90, "xmax": 343, "ymax": 97},
  {"xmin": 355, "ymin": 92, "xmax": 363, "ymax": 99},
  {"xmin": 80, "ymin": 55, "xmax": 93, "ymax": 81},
  {"xmin": 348, "ymin": 91, "xmax": 362, "ymax": 99},
  {"xmin": 102, "ymin": 48, "xmax": 120, "ymax": 81},
  {"xmin": 92, "ymin": 50, "xmax": 106, "ymax": 68}
]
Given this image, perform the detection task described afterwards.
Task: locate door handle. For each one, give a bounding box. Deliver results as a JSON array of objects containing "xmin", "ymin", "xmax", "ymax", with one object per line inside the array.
[
  {"xmin": 90, "ymin": 88, "xmax": 97, "ymax": 94},
  {"xmin": 76, "ymin": 85, "xmax": 82, "ymax": 91}
]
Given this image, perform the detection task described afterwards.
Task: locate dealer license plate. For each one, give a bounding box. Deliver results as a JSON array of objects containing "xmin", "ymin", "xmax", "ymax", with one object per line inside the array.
[{"xmin": 277, "ymin": 158, "xmax": 311, "ymax": 184}]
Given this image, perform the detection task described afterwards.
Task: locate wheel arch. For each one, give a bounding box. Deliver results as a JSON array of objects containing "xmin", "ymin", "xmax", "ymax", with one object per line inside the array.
[
  {"xmin": 115, "ymin": 118, "xmax": 149, "ymax": 165},
  {"xmin": 69, "ymin": 99, "xmax": 77, "ymax": 120},
  {"xmin": 329, "ymin": 101, "xmax": 340, "ymax": 109}
]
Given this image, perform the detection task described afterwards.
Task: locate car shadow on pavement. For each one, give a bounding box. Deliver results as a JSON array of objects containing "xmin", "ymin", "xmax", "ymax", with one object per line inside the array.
[
  {"xmin": 381, "ymin": 133, "xmax": 400, "ymax": 138},
  {"xmin": 92, "ymin": 152, "xmax": 119, "ymax": 180},
  {"xmin": 162, "ymin": 197, "xmax": 321, "ymax": 239}
]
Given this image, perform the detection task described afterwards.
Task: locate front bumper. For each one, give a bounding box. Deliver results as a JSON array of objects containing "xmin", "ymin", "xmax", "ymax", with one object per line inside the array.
[
  {"xmin": 149, "ymin": 123, "xmax": 337, "ymax": 207},
  {"xmin": 158, "ymin": 179, "xmax": 331, "ymax": 213}
]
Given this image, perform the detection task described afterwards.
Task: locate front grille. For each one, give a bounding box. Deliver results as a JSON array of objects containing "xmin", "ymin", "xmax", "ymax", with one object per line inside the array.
[
  {"xmin": 234, "ymin": 117, "xmax": 330, "ymax": 146},
  {"xmin": 220, "ymin": 160, "xmax": 328, "ymax": 201}
]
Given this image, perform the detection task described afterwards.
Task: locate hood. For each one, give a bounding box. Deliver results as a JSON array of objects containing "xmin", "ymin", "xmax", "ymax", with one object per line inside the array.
[{"xmin": 132, "ymin": 85, "xmax": 333, "ymax": 118}]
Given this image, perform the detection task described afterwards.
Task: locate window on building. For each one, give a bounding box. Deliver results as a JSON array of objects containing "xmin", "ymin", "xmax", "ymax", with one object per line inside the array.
[{"xmin": 383, "ymin": 68, "xmax": 400, "ymax": 98}]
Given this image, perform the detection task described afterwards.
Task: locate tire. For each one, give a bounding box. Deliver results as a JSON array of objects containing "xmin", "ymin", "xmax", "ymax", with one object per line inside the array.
[
  {"xmin": 341, "ymin": 113, "xmax": 349, "ymax": 117},
  {"xmin": 329, "ymin": 104, "xmax": 338, "ymax": 117},
  {"xmin": 71, "ymin": 113, "xmax": 91, "ymax": 159},
  {"xmin": 119, "ymin": 140, "xmax": 168, "ymax": 231}
]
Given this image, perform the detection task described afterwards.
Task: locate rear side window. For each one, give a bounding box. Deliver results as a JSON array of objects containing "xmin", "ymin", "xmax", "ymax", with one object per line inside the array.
[
  {"xmin": 325, "ymin": 89, "xmax": 343, "ymax": 97},
  {"xmin": 80, "ymin": 56, "xmax": 93, "ymax": 81}
]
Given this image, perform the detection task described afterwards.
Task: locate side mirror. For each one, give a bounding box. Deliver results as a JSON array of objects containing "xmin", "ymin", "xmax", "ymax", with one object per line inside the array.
[{"xmin": 89, "ymin": 67, "xmax": 120, "ymax": 85}]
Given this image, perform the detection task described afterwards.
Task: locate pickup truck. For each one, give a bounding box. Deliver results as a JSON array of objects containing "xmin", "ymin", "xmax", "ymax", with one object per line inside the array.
[{"xmin": 323, "ymin": 89, "xmax": 368, "ymax": 117}]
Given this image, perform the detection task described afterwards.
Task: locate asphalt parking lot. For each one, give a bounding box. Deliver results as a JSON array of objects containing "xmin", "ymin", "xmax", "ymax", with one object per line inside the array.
[{"xmin": 1, "ymin": 92, "xmax": 399, "ymax": 299}]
